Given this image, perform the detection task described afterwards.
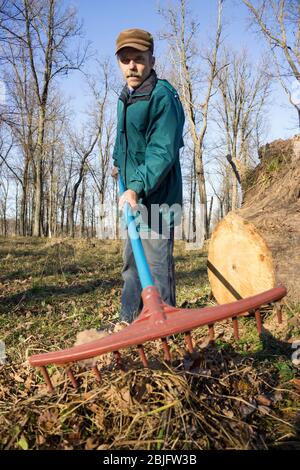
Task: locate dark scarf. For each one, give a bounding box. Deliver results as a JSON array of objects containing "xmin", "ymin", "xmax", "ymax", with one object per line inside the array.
[{"xmin": 119, "ymin": 69, "xmax": 158, "ymax": 104}]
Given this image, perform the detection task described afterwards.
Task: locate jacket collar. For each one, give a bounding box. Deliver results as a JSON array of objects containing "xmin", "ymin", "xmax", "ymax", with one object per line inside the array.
[{"xmin": 119, "ymin": 70, "xmax": 158, "ymax": 104}]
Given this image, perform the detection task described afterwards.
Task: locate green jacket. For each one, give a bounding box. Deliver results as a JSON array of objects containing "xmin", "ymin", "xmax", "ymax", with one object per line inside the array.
[{"xmin": 113, "ymin": 70, "xmax": 185, "ymax": 229}]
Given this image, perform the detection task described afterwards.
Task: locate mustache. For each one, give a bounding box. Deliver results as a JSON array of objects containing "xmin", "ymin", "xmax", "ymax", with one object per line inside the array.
[{"xmin": 126, "ymin": 72, "xmax": 142, "ymax": 78}]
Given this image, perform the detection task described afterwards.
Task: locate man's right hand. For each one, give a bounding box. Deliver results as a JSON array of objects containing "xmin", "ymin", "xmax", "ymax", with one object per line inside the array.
[{"xmin": 111, "ymin": 166, "xmax": 119, "ymax": 179}]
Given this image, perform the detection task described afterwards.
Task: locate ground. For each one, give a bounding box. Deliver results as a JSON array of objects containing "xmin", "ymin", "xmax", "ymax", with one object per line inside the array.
[{"xmin": 0, "ymin": 237, "xmax": 299, "ymax": 450}]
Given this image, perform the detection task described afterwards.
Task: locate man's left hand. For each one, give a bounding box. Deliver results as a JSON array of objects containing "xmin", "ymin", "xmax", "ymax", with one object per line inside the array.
[{"xmin": 119, "ymin": 189, "xmax": 138, "ymax": 209}]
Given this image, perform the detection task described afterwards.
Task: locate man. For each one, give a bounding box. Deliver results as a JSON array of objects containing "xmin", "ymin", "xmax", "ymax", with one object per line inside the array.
[{"xmin": 112, "ymin": 28, "xmax": 185, "ymax": 323}]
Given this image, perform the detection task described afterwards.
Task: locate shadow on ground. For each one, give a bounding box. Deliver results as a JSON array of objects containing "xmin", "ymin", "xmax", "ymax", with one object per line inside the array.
[{"xmin": 0, "ymin": 277, "xmax": 122, "ymax": 314}]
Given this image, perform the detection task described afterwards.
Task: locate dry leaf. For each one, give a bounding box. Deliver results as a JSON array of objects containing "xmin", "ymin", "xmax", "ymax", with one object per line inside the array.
[
  {"xmin": 146, "ymin": 383, "xmax": 153, "ymax": 394},
  {"xmin": 255, "ymin": 394, "xmax": 272, "ymax": 407},
  {"xmin": 88, "ymin": 403, "xmax": 105, "ymax": 428},
  {"xmin": 24, "ymin": 375, "xmax": 33, "ymax": 390},
  {"xmin": 85, "ymin": 437, "xmax": 99, "ymax": 450},
  {"xmin": 97, "ymin": 444, "xmax": 109, "ymax": 450},
  {"xmin": 62, "ymin": 440, "xmax": 73, "ymax": 450},
  {"xmin": 13, "ymin": 373, "xmax": 24, "ymax": 383},
  {"xmin": 113, "ymin": 322, "xmax": 129, "ymax": 333},
  {"xmin": 37, "ymin": 435, "xmax": 46, "ymax": 445},
  {"xmin": 290, "ymin": 378, "xmax": 300, "ymax": 391},
  {"xmin": 37, "ymin": 409, "xmax": 59, "ymax": 432},
  {"xmin": 258, "ymin": 405, "xmax": 270, "ymax": 415},
  {"xmin": 239, "ymin": 400, "xmax": 257, "ymax": 418},
  {"xmin": 223, "ymin": 409, "xmax": 234, "ymax": 419},
  {"xmin": 83, "ymin": 391, "xmax": 97, "ymax": 400},
  {"xmin": 104, "ymin": 385, "xmax": 133, "ymax": 411},
  {"xmin": 74, "ymin": 329, "xmax": 109, "ymax": 367}
]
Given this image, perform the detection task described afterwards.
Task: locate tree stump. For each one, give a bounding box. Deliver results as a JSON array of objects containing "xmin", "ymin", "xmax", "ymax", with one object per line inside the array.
[{"xmin": 208, "ymin": 136, "xmax": 300, "ymax": 305}]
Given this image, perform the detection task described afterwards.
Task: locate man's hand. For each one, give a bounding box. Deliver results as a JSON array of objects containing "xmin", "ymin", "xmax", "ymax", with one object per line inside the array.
[
  {"xmin": 119, "ymin": 189, "xmax": 138, "ymax": 209},
  {"xmin": 111, "ymin": 166, "xmax": 119, "ymax": 179}
]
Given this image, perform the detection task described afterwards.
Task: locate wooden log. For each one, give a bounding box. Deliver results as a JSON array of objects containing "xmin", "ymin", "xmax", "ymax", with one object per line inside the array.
[
  {"xmin": 208, "ymin": 136, "xmax": 300, "ymax": 305},
  {"xmin": 208, "ymin": 213, "xmax": 276, "ymax": 304}
]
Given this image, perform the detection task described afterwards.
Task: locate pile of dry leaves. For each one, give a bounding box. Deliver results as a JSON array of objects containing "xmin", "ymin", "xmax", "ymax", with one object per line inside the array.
[{"xmin": 1, "ymin": 325, "xmax": 299, "ymax": 450}]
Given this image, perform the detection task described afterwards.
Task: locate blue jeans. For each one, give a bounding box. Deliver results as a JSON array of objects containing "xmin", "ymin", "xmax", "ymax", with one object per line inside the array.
[{"xmin": 120, "ymin": 229, "xmax": 176, "ymax": 323}]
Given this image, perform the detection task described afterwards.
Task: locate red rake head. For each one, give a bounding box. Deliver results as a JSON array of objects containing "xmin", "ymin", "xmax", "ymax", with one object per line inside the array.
[{"xmin": 28, "ymin": 285, "xmax": 286, "ymax": 392}]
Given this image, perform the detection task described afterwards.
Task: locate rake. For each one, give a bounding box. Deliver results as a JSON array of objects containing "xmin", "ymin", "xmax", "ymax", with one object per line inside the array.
[{"xmin": 28, "ymin": 176, "xmax": 287, "ymax": 392}]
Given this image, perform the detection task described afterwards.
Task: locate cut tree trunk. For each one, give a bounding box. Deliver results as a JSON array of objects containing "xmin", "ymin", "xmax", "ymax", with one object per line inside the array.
[{"xmin": 208, "ymin": 135, "xmax": 300, "ymax": 305}]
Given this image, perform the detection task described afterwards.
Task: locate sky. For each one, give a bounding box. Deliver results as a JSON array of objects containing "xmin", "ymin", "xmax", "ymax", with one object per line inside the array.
[
  {"xmin": 1, "ymin": 0, "xmax": 298, "ymax": 218},
  {"xmin": 63, "ymin": 0, "xmax": 299, "ymax": 143}
]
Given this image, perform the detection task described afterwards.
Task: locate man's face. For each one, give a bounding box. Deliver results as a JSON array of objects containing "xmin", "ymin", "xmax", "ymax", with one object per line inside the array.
[{"xmin": 117, "ymin": 47, "xmax": 155, "ymax": 89}]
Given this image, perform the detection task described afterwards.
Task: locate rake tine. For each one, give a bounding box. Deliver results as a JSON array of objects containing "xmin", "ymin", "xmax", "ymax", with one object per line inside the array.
[
  {"xmin": 114, "ymin": 351, "xmax": 122, "ymax": 368},
  {"xmin": 184, "ymin": 331, "xmax": 194, "ymax": 353},
  {"xmin": 92, "ymin": 365, "xmax": 101, "ymax": 382},
  {"xmin": 276, "ymin": 304, "xmax": 283, "ymax": 324},
  {"xmin": 161, "ymin": 337, "xmax": 171, "ymax": 362},
  {"xmin": 137, "ymin": 345, "xmax": 148, "ymax": 367},
  {"xmin": 28, "ymin": 286, "xmax": 287, "ymax": 394},
  {"xmin": 66, "ymin": 367, "xmax": 78, "ymax": 389},
  {"xmin": 232, "ymin": 317, "xmax": 240, "ymax": 341},
  {"xmin": 255, "ymin": 309, "xmax": 263, "ymax": 335},
  {"xmin": 208, "ymin": 324, "xmax": 215, "ymax": 343},
  {"xmin": 39, "ymin": 366, "xmax": 54, "ymax": 393}
]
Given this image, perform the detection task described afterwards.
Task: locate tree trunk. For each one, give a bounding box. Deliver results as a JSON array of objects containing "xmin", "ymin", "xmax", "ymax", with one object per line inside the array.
[
  {"xmin": 231, "ymin": 175, "xmax": 238, "ymax": 211},
  {"xmin": 15, "ymin": 182, "xmax": 19, "ymax": 236},
  {"xmin": 48, "ymin": 174, "xmax": 52, "ymax": 238},
  {"xmin": 191, "ymin": 158, "xmax": 197, "ymax": 241},
  {"xmin": 196, "ymin": 167, "xmax": 208, "ymax": 239},
  {"xmin": 32, "ymin": 111, "xmax": 46, "ymax": 236},
  {"xmin": 61, "ymin": 186, "xmax": 69, "ymax": 235},
  {"xmin": 98, "ymin": 191, "xmax": 105, "ymax": 239},
  {"xmin": 80, "ymin": 174, "xmax": 86, "ymax": 238},
  {"xmin": 207, "ymin": 196, "xmax": 213, "ymax": 236},
  {"xmin": 188, "ymin": 161, "xmax": 196, "ymax": 242},
  {"xmin": 208, "ymin": 136, "xmax": 300, "ymax": 305},
  {"xmin": 20, "ymin": 157, "xmax": 30, "ymax": 236}
]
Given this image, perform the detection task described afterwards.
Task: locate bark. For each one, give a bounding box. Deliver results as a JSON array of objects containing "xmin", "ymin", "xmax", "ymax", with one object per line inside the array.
[
  {"xmin": 80, "ymin": 173, "xmax": 86, "ymax": 238},
  {"xmin": 208, "ymin": 136, "xmax": 300, "ymax": 304}
]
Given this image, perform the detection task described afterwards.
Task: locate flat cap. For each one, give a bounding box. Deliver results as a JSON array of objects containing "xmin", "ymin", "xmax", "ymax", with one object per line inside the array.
[{"xmin": 115, "ymin": 28, "xmax": 154, "ymax": 54}]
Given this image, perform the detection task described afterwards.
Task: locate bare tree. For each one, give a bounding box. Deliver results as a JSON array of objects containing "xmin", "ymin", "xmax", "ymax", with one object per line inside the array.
[
  {"xmin": 215, "ymin": 48, "xmax": 270, "ymax": 209},
  {"xmin": 43, "ymin": 105, "xmax": 66, "ymax": 238},
  {"xmin": 65, "ymin": 59, "xmax": 112, "ymax": 238},
  {"xmin": 0, "ymin": 166, "xmax": 9, "ymax": 236},
  {"xmin": 159, "ymin": 0, "xmax": 224, "ymax": 238},
  {"xmin": 83, "ymin": 60, "xmax": 115, "ymax": 239},
  {"xmin": 0, "ymin": 40, "xmax": 39, "ymax": 235},
  {"xmin": 58, "ymin": 150, "xmax": 74, "ymax": 236},
  {"xmin": 0, "ymin": 127, "xmax": 26, "ymax": 236},
  {"xmin": 243, "ymin": 0, "xmax": 300, "ymax": 127},
  {"xmin": 67, "ymin": 128, "xmax": 100, "ymax": 238},
  {"xmin": 208, "ymin": 161, "xmax": 233, "ymax": 222},
  {"xmin": 79, "ymin": 172, "xmax": 86, "ymax": 238},
  {"xmin": 0, "ymin": 0, "xmax": 87, "ymax": 236}
]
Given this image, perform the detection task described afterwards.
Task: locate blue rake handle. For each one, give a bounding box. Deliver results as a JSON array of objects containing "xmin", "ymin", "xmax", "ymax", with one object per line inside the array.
[{"xmin": 118, "ymin": 175, "xmax": 154, "ymax": 289}]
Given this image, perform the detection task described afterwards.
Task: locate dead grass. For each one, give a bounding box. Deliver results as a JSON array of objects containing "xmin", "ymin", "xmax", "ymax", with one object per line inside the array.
[{"xmin": 0, "ymin": 237, "xmax": 299, "ymax": 450}]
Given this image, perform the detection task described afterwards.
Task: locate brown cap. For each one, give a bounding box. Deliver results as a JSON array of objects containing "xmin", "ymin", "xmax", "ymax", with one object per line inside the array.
[{"xmin": 115, "ymin": 28, "xmax": 154, "ymax": 54}]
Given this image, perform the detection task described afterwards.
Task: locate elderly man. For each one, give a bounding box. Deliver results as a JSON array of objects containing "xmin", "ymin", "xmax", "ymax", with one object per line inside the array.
[{"xmin": 112, "ymin": 28, "xmax": 185, "ymax": 323}]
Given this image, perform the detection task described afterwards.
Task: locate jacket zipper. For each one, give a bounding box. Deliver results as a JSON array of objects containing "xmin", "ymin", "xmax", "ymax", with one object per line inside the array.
[
  {"xmin": 123, "ymin": 102, "xmax": 129, "ymax": 187},
  {"xmin": 121, "ymin": 91, "xmax": 151, "ymax": 187}
]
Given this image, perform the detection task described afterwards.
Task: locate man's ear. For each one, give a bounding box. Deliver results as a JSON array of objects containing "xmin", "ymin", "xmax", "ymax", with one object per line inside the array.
[{"xmin": 151, "ymin": 55, "xmax": 155, "ymax": 67}]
